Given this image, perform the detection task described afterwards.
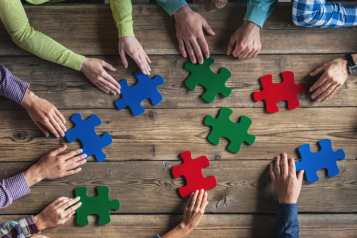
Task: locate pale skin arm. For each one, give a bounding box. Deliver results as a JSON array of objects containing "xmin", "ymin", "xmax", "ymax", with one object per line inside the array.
[
  {"xmin": 309, "ymin": 54, "xmax": 357, "ymax": 101},
  {"xmin": 23, "ymin": 145, "xmax": 86, "ymax": 187},
  {"xmin": 270, "ymin": 153, "xmax": 304, "ymax": 203},
  {"xmin": 173, "ymin": 5, "xmax": 215, "ymax": 64},
  {"xmin": 227, "ymin": 20, "xmax": 261, "ymax": 60},
  {"xmin": 161, "ymin": 189, "xmax": 208, "ymax": 238}
]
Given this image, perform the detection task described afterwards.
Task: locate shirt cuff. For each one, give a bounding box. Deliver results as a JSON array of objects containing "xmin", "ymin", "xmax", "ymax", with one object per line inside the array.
[
  {"xmin": 6, "ymin": 173, "xmax": 31, "ymax": 201},
  {"xmin": 67, "ymin": 53, "xmax": 85, "ymax": 71},
  {"xmin": 243, "ymin": 8, "xmax": 267, "ymax": 28},
  {"xmin": 118, "ymin": 21, "xmax": 135, "ymax": 38},
  {"xmin": 161, "ymin": 0, "xmax": 187, "ymax": 16},
  {"xmin": 19, "ymin": 216, "xmax": 41, "ymax": 236},
  {"xmin": 276, "ymin": 203, "xmax": 299, "ymax": 220},
  {"xmin": 0, "ymin": 67, "xmax": 30, "ymax": 105}
]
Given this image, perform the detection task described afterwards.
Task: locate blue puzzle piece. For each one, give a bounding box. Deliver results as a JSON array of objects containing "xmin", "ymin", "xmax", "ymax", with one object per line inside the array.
[
  {"xmin": 66, "ymin": 113, "xmax": 112, "ymax": 162},
  {"xmin": 295, "ymin": 139, "xmax": 345, "ymax": 182},
  {"xmin": 115, "ymin": 70, "xmax": 164, "ymax": 116}
]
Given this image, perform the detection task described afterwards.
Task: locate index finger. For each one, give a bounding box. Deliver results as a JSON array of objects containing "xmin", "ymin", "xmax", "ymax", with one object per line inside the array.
[
  {"xmin": 194, "ymin": 189, "xmax": 205, "ymax": 210},
  {"xmin": 310, "ymin": 73, "xmax": 329, "ymax": 93},
  {"xmin": 61, "ymin": 148, "xmax": 83, "ymax": 160},
  {"xmin": 288, "ymin": 157, "xmax": 297, "ymax": 178},
  {"xmin": 191, "ymin": 38, "xmax": 204, "ymax": 64},
  {"xmin": 280, "ymin": 153, "xmax": 289, "ymax": 177}
]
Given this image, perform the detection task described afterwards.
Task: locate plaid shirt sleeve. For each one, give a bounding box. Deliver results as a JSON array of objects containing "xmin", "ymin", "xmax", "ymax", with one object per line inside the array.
[
  {"xmin": 292, "ymin": 0, "xmax": 357, "ymax": 28},
  {"xmin": 0, "ymin": 64, "xmax": 30, "ymax": 105},
  {"xmin": 0, "ymin": 215, "xmax": 40, "ymax": 238},
  {"xmin": 0, "ymin": 173, "xmax": 31, "ymax": 210}
]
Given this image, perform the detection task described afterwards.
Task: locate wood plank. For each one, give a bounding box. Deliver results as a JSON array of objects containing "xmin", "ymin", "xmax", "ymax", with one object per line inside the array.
[
  {"xmin": 1, "ymin": 55, "xmax": 357, "ymax": 110},
  {"xmin": 1, "ymin": 4, "xmax": 357, "ymax": 56},
  {"xmin": 0, "ymin": 108, "xmax": 356, "ymax": 162},
  {"xmin": 0, "ymin": 160, "xmax": 356, "ymax": 214},
  {"xmin": 1, "ymin": 214, "xmax": 356, "ymax": 237}
]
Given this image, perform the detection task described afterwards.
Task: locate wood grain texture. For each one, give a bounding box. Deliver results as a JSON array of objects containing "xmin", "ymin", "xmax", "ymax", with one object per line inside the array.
[
  {"xmin": 1, "ymin": 54, "xmax": 357, "ymax": 110},
  {"xmin": 1, "ymin": 107, "xmax": 356, "ymax": 162},
  {"xmin": 1, "ymin": 3, "xmax": 357, "ymax": 56},
  {"xmin": 1, "ymin": 214, "xmax": 356, "ymax": 238},
  {"xmin": 0, "ymin": 160, "xmax": 356, "ymax": 214}
]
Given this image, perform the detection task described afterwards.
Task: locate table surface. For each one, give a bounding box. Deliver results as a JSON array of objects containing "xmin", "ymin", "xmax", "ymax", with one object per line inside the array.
[{"xmin": 1, "ymin": 3, "xmax": 357, "ymax": 238}]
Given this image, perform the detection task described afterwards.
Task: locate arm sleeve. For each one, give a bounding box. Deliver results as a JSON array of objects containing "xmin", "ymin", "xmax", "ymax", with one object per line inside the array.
[
  {"xmin": 244, "ymin": 0, "xmax": 278, "ymax": 28},
  {"xmin": 0, "ymin": 0, "xmax": 84, "ymax": 71},
  {"xmin": 0, "ymin": 173, "xmax": 31, "ymax": 210},
  {"xmin": 0, "ymin": 216, "xmax": 40, "ymax": 238},
  {"xmin": 275, "ymin": 203, "xmax": 299, "ymax": 238},
  {"xmin": 154, "ymin": 236, "xmax": 161, "ymax": 238},
  {"xmin": 0, "ymin": 64, "xmax": 29, "ymax": 105},
  {"xmin": 292, "ymin": 0, "xmax": 357, "ymax": 28},
  {"xmin": 110, "ymin": 0, "xmax": 134, "ymax": 38},
  {"xmin": 155, "ymin": 0, "xmax": 187, "ymax": 16}
]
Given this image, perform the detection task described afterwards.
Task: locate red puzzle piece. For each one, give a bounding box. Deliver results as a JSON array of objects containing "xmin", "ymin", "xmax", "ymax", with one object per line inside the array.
[
  {"xmin": 172, "ymin": 151, "xmax": 217, "ymax": 198},
  {"xmin": 253, "ymin": 71, "xmax": 307, "ymax": 113}
]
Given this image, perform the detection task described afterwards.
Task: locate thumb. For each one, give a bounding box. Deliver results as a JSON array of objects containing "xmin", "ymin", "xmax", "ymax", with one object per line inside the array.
[
  {"xmin": 297, "ymin": 170, "xmax": 304, "ymax": 183},
  {"xmin": 227, "ymin": 38, "xmax": 235, "ymax": 55},
  {"xmin": 202, "ymin": 20, "xmax": 215, "ymax": 36},
  {"xmin": 120, "ymin": 51, "xmax": 129, "ymax": 69},
  {"xmin": 101, "ymin": 61, "xmax": 116, "ymax": 72},
  {"xmin": 310, "ymin": 65, "xmax": 325, "ymax": 76}
]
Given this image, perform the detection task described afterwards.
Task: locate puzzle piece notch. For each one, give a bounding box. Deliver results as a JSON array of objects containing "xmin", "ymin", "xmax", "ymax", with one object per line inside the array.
[
  {"xmin": 65, "ymin": 113, "xmax": 112, "ymax": 162},
  {"xmin": 204, "ymin": 107, "xmax": 256, "ymax": 153},
  {"xmin": 172, "ymin": 151, "xmax": 217, "ymax": 198},
  {"xmin": 253, "ymin": 71, "xmax": 307, "ymax": 113},
  {"xmin": 184, "ymin": 57, "xmax": 232, "ymax": 103},
  {"xmin": 295, "ymin": 139, "xmax": 345, "ymax": 182},
  {"xmin": 75, "ymin": 186, "xmax": 120, "ymax": 226},
  {"xmin": 115, "ymin": 70, "xmax": 164, "ymax": 116}
]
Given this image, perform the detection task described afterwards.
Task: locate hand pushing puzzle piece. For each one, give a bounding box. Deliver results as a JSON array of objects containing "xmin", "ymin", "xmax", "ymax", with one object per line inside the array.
[
  {"xmin": 253, "ymin": 71, "xmax": 307, "ymax": 113},
  {"xmin": 184, "ymin": 57, "xmax": 232, "ymax": 103},
  {"xmin": 295, "ymin": 139, "xmax": 345, "ymax": 182},
  {"xmin": 115, "ymin": 70, "xmax": 164, "ymax": 116},
  {"xmin": 75, "ymin": 186, "xmax": 120, "ymax": 226},
  {"xmin": 204, "ymin": 107, "xmax": 255, "ymax": 153},
  {"xmin": 172, "ymin": 151, "xmax": 217, "ymax": 198},
  {"xmin": 66, "ymin": 113, "xmax": 112, "ymax": 162}
]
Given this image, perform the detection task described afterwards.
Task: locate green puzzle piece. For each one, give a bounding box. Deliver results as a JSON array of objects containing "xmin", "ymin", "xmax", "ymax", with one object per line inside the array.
[
  {"xmin": 184, "ymin": 57, "xmax": 232, "ymax": 103},
  {"xmin": 204, "ymin": 107, "xmax": 256, "ymax": 153},
  {"xmin": 75, "ymin": 186, "xmax": 120, "ymax": 226}
]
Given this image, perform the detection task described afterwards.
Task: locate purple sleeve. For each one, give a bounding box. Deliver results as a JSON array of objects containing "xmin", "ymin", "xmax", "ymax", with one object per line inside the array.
[
  {"xmin": 0, "ymin": 215, "xmax": 40, "ymax": 238},
  {"xmin": 0, "ymin": 64, "xmax": 30, "ymax": 104},
  {"xmin": 0, "ymin": 173, "xmax": 31, "ymax": 209}
]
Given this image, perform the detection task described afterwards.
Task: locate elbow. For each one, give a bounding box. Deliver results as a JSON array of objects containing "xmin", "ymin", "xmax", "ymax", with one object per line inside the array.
[{"xmin": 293, "ymin": 14, "xmax": 318, "ymax": 27}]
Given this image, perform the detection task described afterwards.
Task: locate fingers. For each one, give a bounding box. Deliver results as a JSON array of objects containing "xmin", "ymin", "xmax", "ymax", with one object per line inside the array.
[
  {"xmin": 194, "ymin": 189, "xmax": 204, "ymax": 210},
  {"xmin": 190, "ymin": 190, "xmax": 199, "ymax": 212},
  {"xmin": 52, "ymin": 114, "xmax": 66, "ymax": 137},
  {"xmin": 191, "ymin": 38, "xmax": 204, "ymax": 64},
  {"xmin": 34, "ymin": 121, "xmax": 49, "ymax": 137},
  {"xmin": 202, "ymin": 20, "xmax": 215, "ymax": 36},
  {"xmin": 310, "ymin": 65, "xmax": 325, "ymax": 77},
  {"xmin": 184, "ymin": 40, "xmax": 196, "ymax": 64},
  {"xmin": 54, "ymin": 197, "xmax": 71, "ymax": 208},
  {"xmin": 227, "ymin": 38, "xmax": 235, "ymax": 55},
  {"xmin": 49, "ymin": 115, "xmax": 65, "ymax": 138},
  {"xmin": 269, "ymin": 163, "xmax": 276, "ymax": 182},
  {"xmin": 98, "ymin": 77, "xmax": 120, "ymax": 95},
  {"xmin": 119, "ymin": 50, "xmax": 129, "ymax": 69},
  {"xmin": 274, "ymin": 155, "xmax": 281, "ymax": 177},
  {"xmin": 55, "ymin": 109, "xmax": 66, "ymax": 125},
  {"xmin": 326, "ymin": 85, "xmax": 341, "ymax": 100},
  {"xmin": 138, "ymin": 53, "xmax": 151, "ymax": 75},
  {"xmin": 52, "ymin": 197, "xmax": 68, "ymax": 207},
  {"xmin": 197, "ymin": 35, "xmax": 210, "ymax": 59},
  {"xmin": 280, "ymin": 153, "xmax": 289, "ymax": 178},
  {"xmin": 178, "ymin": 39, "xmax": 187, "ymax": 58},
  {"xmin": 310, "ymin": 73, "xmax": 328, "ymax": 93},
  {"xmin": 65, "ymin": 154, "xmax": 87, "ymax": 171},
  {"xmin": 101, "ymin": 61, "xmax": 116, "ymax": 72},
  {"xmin": 315, "ymin": 84, "xmax": 336, "ymax": 102},
  {"xmin": 61, "ymin": 148, "xmax": 83, "ymax": 160},
  {"xmin": 144, "ymin": 52, "xmax": 152, "ymax": 64},
  {"xmin": 95, "ymin": 81, "xmax": 110, "ymax": 94},
  {"xmin": 232, "ymin": 42, "xmax": 243, "ymax": 58},
  {"xmin": 297, "ymin": 170, "xmax": 305, "ymax": 183},
  {"xmin": 60, "ymin": 196, "xmax": 81, "ymax": 210},
  {"xmin": 288, "ymin": 158, "xmax": 297, "ymax": 178},
  {"xmin": 238, "ymin": 48, "xmax": 251, "ymax": 60},
  {"xmin": 186, "ymin": 192, "xmax": 194, "ymax": 209},
  {"xmin": 50, "ymin": 144, "xmax": 67, "ymax": 156},
  {"xmin": 44, "ymin": 118, "xmax": 60, "ymax": 138},
  {"xmin": 101, "ymin": 72, "xmax": 121, "ymax": 94},
  {"xmin": 63, "ymin": 197, "xmax": 82, "ymax": 216},
  {"xmin": 200, "ymin": 191, "xmax": 208, "ymax": 212}
]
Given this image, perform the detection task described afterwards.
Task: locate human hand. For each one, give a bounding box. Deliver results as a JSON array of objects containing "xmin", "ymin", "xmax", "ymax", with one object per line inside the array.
[
  {"xmin": 33, "ymin": 197, "xmax": 82, "ymax": 231},
  {"xmin": 22, "ymin": 90, "xmax": 66, "ymax": 138},
  {"xmin": 309, "ymin": 57, "xmax": 351, "ymax": 101},
  {"xmin": 161, "ymin": 189, "xmax": 208, "ymax": 238},
  {"xmin": 227, "ymin": 20, "xmax": 261, "ymax": 60},
  {"xmin": 31, "ymin": 235, "xmax": 49, "ymax": 238},
  {"xmin": 270, "ymin": 153, "xmax": 304, "ymax": 204},
  {"xmin": 23, "ymin": 145, "xmax": 86, "ymax": 187},
  {"xmin": 81, "ymin": 57, "xmax": 121, "ymax": 95},
  {"xmin": 119, "ymin": 36, "xmax": 151, "ymax": 75},
  {"xmin": 173, "ymin": 5, "xmax": 215, "ymax": 64}
]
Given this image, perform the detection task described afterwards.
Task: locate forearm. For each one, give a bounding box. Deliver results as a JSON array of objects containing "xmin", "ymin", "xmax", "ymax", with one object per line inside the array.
[
  {"xmin": 0, "ymin": 65, "xmax": 29, "ymax": 104},
  {"xmin": 244, "ymin": 0, "xmax": 278, "ymax": 28},
  {"xmin": 0, "ymin": 216, "xmax": 40, "ymax": 238},
  {"xmin": 156, "ymin": 0, "xmax": 187, "ymax": 16},
  {"xmin": 0, "ymin": 0, "xmax": 84, "ymax": 71},
  {"xmin": 110, "ymin": 0, "xmax": 134, "ymax": 37},
  {"xmin": 0, "ymin": 173, "xmax": 31, "ymax": 209},
  {"xmin": 275, "ymin": 203, "xmax": 299, "ymax": 238},
  {"xmin": 160, "ymin": 223, "xmax": 191, "ymax": 238},
  {"xmin": 292, "ymin": 0, "xmax": 357, "ymax": 28}
]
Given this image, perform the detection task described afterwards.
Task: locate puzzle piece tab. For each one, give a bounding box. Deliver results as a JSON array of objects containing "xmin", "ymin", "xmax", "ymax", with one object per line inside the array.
[
  {"xmin": 172, "ymin": 151, "xmax": 217, "ymax": 198},
  {"xmin": 253, "ymin": 71, "xmax": 307, "ymax": 113},
  {"xmin": 75, "ymin": 186, "xmax": 120, "ymax": 226},
  {"xmin": 115, "ymin": 70, "xmax": 164, "ymax": 116},
  {"xmin": 185, "ymin": 57, "xmax": 232, "ymax": 103},
  {"xmin": 204, "ymin": 107, "xmax": 255, "ymax": 153},
  {"xmin": 66, "ymin": 113, "xmax": 112, "ymax": 162},
  {"xmin": 295, "ymin": 139, "xmax": 345, "ymax": 182}
]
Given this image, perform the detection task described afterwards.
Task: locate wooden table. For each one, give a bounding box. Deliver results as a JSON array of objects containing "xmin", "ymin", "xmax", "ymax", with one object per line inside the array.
[{"xmin": 1, "ymin": 3, "xmax": 357, "ymax": 237}]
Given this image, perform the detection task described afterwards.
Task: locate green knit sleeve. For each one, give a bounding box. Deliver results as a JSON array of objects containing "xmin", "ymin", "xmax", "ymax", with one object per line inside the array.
[
  {"xmin": 110, "ymin": 0, "xmax": 134, "ymax": 38},
  {"xmin": 0, "ymin": 0, "xmax": 84, "ymax": 71}
]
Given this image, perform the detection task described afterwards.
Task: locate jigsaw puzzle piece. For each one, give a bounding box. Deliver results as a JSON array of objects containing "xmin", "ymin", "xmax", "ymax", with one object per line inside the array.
[
  {"xmin": 226, "ymin": 116, "xmax": 255, "ymax": 153},
  {"xmin": 115, "ymin": 80, "xmax": 130, "ymax": 110}
]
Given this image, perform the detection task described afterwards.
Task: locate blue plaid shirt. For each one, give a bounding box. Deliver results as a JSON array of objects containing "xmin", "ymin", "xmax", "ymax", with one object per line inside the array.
[{"xmin": 293, "ymin": 0, "xmax": 357, "ymax": 28}]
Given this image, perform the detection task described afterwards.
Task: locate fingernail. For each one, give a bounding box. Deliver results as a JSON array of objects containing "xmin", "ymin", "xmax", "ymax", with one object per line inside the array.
[
  {"xmin": 56, "ymin": 135, "xmax": 60, "ymax": 138},
  {"xmin": 83, "ymin": 154, "xmax": 87, "ymax": 158},
  {"xmin": 196, "ymin": 190, "xmax": 199, "ymax": 193},
  {"xmin": 73, "ymin": 212, "xmax": 76, "ymax": 215},
  {"xmin": 64, "ymin": 128, "xmax": 67, "ymax": 132},
  {"xmin": 311, "ymin": 96, "xmax": 315, "ymax": 99},
  {"xmin": 76, "ymin": 196, "xmax": 80, "ymax": 200},
  {"xmin": 79, "ymin": 149, "xmax": 83, "ymax": 153},
  {"xmin": 61, "ymin": 134, "xmax": 65, "ymax": 137},
  {"xmin": 113, "ymin": 92, "xmax": 117, "ymax": 95},
  {"xmin": 79, "ymin": 168, "xmax": 82, "ymax": 171},
  {"xmin": 201, "ymin": 189, "xmax": 204, "ymax": 192},
  {"xmin": 79, "ymin": 202, "xmax": 82, "ymax": 206},
  {"xmin": 192, "ymin": 192, "xmax": 194, "ymax": 195},
  {"xmin": 64, "ymin": 120, "xmax": 66, "ymax": 124},
  {"xmin": 205, "ymin": 192, "xmax": 207, "ymax": 196},
  {"xmin": 207, "ymin": 202, "xmax": 209, "ymax": 204},
  {"xmin": 318, "ymin": 99, "xmax": 321, "ymax": 102}
]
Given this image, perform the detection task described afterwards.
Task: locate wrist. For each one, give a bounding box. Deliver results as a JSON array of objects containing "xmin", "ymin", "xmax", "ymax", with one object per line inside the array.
[
  {"xmin": 242, "ymin": 20, "xmax": 260, "ymax": 30},
  {"xmin": 33, "ymin": 214, "xmax": 47, "ymax": 231},
  {"xmin": 173, "ymin": 5, "xmax": 191, "ymax": 19},
  {"xmin": 21, "ymin": 90, "xmax": 37, "ymax": 109},
  {"xmin": 23, "ymin": 164, "xmax": 43, "ymax": 187},
  {"xmin": 175, "ymin": 222, "xmax": 192, "ymax": 237},
  {"xmin": 278, "ymin": 198, "xmax": 297, "ymax": 204},
  {"xmin": 80, "ymin": 57, "xmax": 88, "ymax": 72}
]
